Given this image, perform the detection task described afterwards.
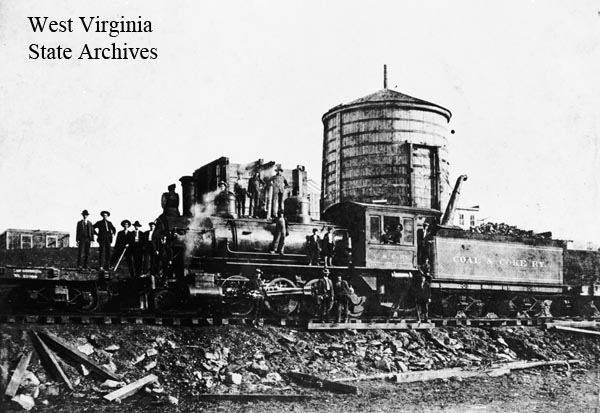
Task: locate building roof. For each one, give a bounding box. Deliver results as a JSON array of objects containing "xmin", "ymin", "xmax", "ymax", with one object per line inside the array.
[{"xmin": 323, "ymin": 88, "xmax": 452, "ymax": 121}]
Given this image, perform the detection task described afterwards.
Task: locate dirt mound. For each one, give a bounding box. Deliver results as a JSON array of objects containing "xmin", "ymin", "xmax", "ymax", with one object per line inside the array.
[{"xmin": 1, "ymin": 323, "xmax": 600, "ymax": 411}]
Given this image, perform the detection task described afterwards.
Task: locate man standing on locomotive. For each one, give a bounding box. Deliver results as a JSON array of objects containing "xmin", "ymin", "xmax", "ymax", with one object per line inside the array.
[
  {"xmin": 322, "ymin": 227, "xmax": 335, "ymax": 267},
  {"xmin": 76, "ymin": 209, "xmax": 94, "ymax": 269},
  {"xmin": 314, "ymin": 268, "xmax": 334, "ymax": 322},
  {"xmin": 307, "ymin": 228, "xmax": 321, "ymax": 265},
  {"xmin": 248, "ymin": 171, "xmax": 263, "ymax": 218},
  {"xmin": 247, "ymin": 268, "xmax": 266, "ymax": 327},
  {"xmin": 270, "ymin": 167, "xmax": 288, "ymax": 218},
  {"xmin": 269, "ymin": 210, "xmax": 288, "ymax": 255},
  {"xmin": 93, "ymin": 210, "xmax": 116, "ymax": 270}
]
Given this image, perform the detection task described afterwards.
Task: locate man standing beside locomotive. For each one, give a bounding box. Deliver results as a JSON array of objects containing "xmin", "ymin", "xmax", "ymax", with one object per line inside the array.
[
  {"xmin": 93, "ymin": 210, "xmax": 116, "ymax": 270},
  {"xmin": 247, "ymin": 268, "xmax": 266, "ymax": 327},
  {"xmin": 76, "ymin": 209, "xmax": 94, "ymax": 269},
  {"xmin": 314, "ymin": 268, "xmax": 334, "ymax": 322},
  {"xmin": 333, "ymin": 273, "xmax": 352, "ymax": 323}
]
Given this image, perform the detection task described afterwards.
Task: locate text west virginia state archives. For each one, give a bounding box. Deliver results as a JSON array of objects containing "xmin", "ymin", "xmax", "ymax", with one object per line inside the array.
[{"xmin": 27, "ymin": 16, "xmax": 158, "ymax": 60}]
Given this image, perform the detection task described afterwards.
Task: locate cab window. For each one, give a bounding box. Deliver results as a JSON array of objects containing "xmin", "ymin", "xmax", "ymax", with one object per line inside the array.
[{"xmin": 369, "ymin": 216, "xmax": 381, "ymax": 242}]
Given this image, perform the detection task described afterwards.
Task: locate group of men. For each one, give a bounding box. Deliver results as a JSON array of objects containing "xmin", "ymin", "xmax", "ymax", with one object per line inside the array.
[
  {"xmin": 76, "ymin": 209, "xmax": 172, "ymax": 277},
  {"xmin": 306, "ymin": 227, "xmax": 335, "ymax": 266},
  {"xmin": 234, "ymin": 167, "xmax": 289, "ymax": 219},
  {"xmin": 247, "ymin": 267, "xmax": 353, "ymax": 326}
]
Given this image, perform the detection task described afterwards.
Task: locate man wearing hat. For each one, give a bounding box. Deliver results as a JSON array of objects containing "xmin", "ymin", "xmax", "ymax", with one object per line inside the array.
[
  {"xmin": 76, "ymin": 209, "xmax": 94, "ymax": 269},
  {"xmin": 143, "ymin": 221, "xmax": 158, "ymax": 275},
  {"xmin": 161, "ymin": 184, "xmax": 180, "ymax": 216},
  {"xmin": 313, "ymin": 268, "xmax": 334, "ymax": 322},
  {"xmin": 247, "ymin": 171, "xmax": 263, "ymax": 217},
  {"xmin": 113, "ymin": 219, "xmax": 135, "ymax": 277},
  {"xmin": 130, "ymin": 221, "xmax": 145, "ymax": 276},
  {"xmin": 270, "ymin": 167, "xmax": 288, "ymax": 218},
  {"xmin": 333, "ymin": 273, "xmax": 352, "ymax": 323},
  {"xmin": 93, "ymin": 211, "xmax": 116, "ymax": 270},
  {"xmin": 247, "ymin": 268, "xmax": 266, "ymax": 327}
]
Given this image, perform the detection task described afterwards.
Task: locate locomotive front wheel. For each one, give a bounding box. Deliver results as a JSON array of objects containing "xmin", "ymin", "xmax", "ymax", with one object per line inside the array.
[
  {"xmin": 221, "ymin": 275, "xmax": 254, "ymax": 317},
  {"xmin": 264, "ymin": 277, "xmax": 299, "ymax": 317},
  {"xmin": 153, "ymin": 289, "xmax": 177, "ymax": 313}
]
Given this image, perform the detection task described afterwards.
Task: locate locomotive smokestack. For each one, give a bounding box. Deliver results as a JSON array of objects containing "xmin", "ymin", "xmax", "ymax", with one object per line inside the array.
[{"xmin": 383, "ymin": 64, "xmax": 387, "ymax": 89}]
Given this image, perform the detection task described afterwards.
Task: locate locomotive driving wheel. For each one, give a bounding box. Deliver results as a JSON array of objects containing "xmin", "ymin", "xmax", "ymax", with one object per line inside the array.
[
  {"xmin": 264, "ymin": 277, "xmax": 299, "ymax": 317},
  {"xmin": 221, "ymin": 275, "xmax": 254, "ymax": 317}
]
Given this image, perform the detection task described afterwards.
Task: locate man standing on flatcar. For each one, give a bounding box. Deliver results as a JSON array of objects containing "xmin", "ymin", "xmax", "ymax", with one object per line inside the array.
[
  {"xmin": 113, "ymin": 220, "xmax": 134, "ymax": 277},
  {"xmin": 130, "ymin": 221, "xmax": 145, "ymax": 277},
  {"xmin": 76, "ymin": 209, "xmax": 94, "ymax": 269},
  {"xmin": 314, "ymin": 268, "xmax": 334, "ymax": 322},
  {"xmin": 143, "ymin": 221, "xmax": 158, "ymax": 275},
  {"xmin": 93, "ymin": 210, "xmax": 116, "ymax": 270}
]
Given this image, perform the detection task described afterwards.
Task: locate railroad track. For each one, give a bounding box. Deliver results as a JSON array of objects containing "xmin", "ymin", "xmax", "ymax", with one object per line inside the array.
[{"xmin": 0, "ymin": 313, "xmax": 563, "ymax": 329}]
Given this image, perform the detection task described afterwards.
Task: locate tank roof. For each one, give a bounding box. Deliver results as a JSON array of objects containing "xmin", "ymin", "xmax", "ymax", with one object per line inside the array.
[{"xmin": 323, "ymin": 88, "xmax": 452, "ymax": 121}]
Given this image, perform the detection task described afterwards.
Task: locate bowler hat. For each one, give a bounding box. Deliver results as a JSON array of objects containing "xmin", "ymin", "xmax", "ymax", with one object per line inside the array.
[
  {"xmin": 133, "ymin": 221, "xmax": 142, "ymax": 228},
  {"xmin": 100, "ymin": 210, "xmax": 110, "ymax": 217},
  {"xmin": 121, "ymin": 219, "xmax": 131, "ymax": 227},
  {"xmin": 81, "ymin": 209, "xmax": 90, "ymax": 216},
  {"xmin": 168, "ymin": 184, "xmax": 176, "ymax": 190},
  {"xmin": 149, "ymin": 221, "xmax": 156, "ymax": 226}
]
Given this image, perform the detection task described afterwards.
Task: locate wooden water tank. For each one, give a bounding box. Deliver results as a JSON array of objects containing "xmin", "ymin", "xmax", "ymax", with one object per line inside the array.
[{"xmin": 321, "ymin": 88, "xmax": 452, "ymax": 213}]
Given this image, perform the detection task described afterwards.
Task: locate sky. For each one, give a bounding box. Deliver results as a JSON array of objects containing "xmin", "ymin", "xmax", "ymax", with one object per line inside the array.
[{"xmin": 0, "ymin": 0, "xmax": 599, "ymax": 247}]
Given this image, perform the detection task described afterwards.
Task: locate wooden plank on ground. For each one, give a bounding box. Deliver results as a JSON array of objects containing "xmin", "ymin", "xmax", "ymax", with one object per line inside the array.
[
  {"xmin": 307, "ymin": 321, "xmax": 434, "ymax": 331},
  {"xmin": 103, "ymin": 374, "xmax": 158, "ymax": 402},
  {"xmin": 335, "ymin": 359, "xmax": 581, "ymax": 384},
  {"xmin": 393, "ymin": 367, "xmax": 510, "ymax": 384},
  {"xmin": 4, "ymin": 351, "xmax": 32, "ymax": 397},
  {"xmin": 36, "ymin": 330, "xmax": 120, "ymax": 381},
  {"xmin": 549, "ymin": 325, "xmax": 600, "ymax": 336},
  {"xmin": 29, "ymin": 331, "xmax": 73, "ymax": 391},
  {"xmin": 197, "ymin": 393, "xmax": 313, "ymax": 402},
  {"xmin": 287, "ymin": 371, "xmax": 358, "ymax": 394},
  {"xmin": 547, "ymin": 321, "xmax": 600, "ymax": 329}
]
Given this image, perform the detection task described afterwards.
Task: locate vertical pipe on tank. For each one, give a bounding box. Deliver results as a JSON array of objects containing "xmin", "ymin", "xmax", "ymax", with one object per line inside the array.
[{"xmin": 179, "ymin": 176, "xmax": 197, "ymax": 217}]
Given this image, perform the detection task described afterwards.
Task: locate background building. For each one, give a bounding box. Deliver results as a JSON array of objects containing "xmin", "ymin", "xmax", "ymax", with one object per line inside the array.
[
  {"xmin": 453, "ymin": 206, "xmax": 483, "ymax": 230},
  {"xmin": 0, "ymin": 229, "xmax": 70, "ymax": 250}
]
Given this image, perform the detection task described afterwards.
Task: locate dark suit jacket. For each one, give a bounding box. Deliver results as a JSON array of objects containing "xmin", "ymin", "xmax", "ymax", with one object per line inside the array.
[
  {"xmin": 114, "ymin": 230, "xmax": 134, "ymax": 252},
  {"xmin": 144, "ymin": 230, "xmax": 158, "ymax": 252},
  {"xmin": 76, "ymin": 220, "xmax": 94, "ymax": 242},
  {"xmin": 94, "ymin": 220, "xmax": 116, "ymax": 243},
  {"xmin": 307, "ymin": 234, "xmax": 321, "ymax": 253}
]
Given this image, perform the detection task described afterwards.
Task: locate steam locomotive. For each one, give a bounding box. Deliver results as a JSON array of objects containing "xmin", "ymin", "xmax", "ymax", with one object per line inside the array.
[{"xmin": 2, "ymin": 170, "xmax": 597, "ymax": 321}]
